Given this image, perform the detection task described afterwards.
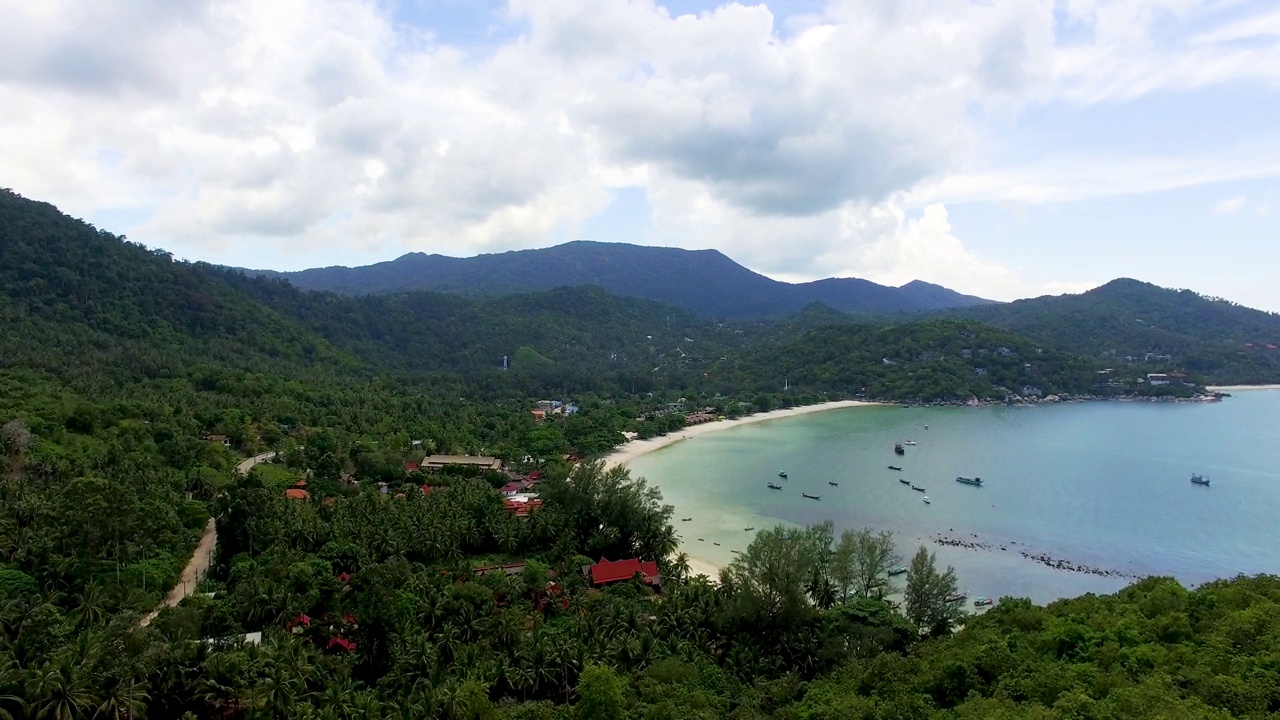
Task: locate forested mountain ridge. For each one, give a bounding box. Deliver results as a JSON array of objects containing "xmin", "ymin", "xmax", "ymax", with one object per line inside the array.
[
  {"xmin": 241, "ymin": 240, "xmax": 994, "ymax": 318},
  {"xmin": 954, "ymin": 278, "xmax": 1280, "ymax": 384}
]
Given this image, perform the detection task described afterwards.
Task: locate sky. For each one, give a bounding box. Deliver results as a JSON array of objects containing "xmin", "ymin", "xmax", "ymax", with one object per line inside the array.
[{"xmin": 2, "ymin": 0, "xmax": 1278, "ymax": 309}]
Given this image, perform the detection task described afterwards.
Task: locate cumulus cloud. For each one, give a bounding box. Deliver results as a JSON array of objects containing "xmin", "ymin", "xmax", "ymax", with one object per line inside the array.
[{"xmin": 0, "ymin": 0, "xmax": 1276, "ymax": 285}]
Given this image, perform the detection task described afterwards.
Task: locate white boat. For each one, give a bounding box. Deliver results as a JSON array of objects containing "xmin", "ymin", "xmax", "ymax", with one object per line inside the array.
[
  {"xmin": 902, "ymin": 440, "xmax": 917, "ymax": 446},
  {"xmin": 922, "ymin": 496, "xmax": 931, "ymax": 504}
]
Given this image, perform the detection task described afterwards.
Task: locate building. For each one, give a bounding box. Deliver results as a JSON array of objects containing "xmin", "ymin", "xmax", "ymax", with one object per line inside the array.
[
  {"xmin": 1147, "ymin": 373, "xmax": 1170, "ymax": 386},
  {"xmin": 204, "ymin": 434, "xmax": 231, "ymax": 447},
  {"xmin": 503, "ymin": 495, "xmax": 543, "ymax": 517},
  {"xmin": 420, "ymin": 455, "xmax": 504, "ymax": 473},
  {"xmin": 586, "ymin": 558, "xmax": 661, "ymax": 587},
  {"xmin": 284, "ymin": 488, "xmax": 309, "ymax": 500}
]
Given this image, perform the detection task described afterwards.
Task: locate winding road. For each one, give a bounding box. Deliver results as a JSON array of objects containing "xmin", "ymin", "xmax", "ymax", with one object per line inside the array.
[{"xmin": 137, "ymin": 450, "xmax": 276, "ymax": 628}]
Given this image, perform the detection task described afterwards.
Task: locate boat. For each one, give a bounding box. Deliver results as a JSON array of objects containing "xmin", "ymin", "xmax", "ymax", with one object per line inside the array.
[
  {"xmin": 744, "ymin": 527, "xmax": 755, "ymax": 531},
  {"xmin": 911, "ymin": 485, "xmax": 926, "ymax": 492},
  {"xmin": 887, "ymin": 465, "xmax": 902, "ymax": 471},
  {"xmin": 828, "ymin": 481, "xmax": 839, "ymax": 487},
  {"xmin": 767, "ymin": 483, "xmax": 783, "ymax": 490},
  {"xmin": 697, "ymin": 538, "xmax": 704, "ymax": 541},
  {"xmin": 955, "ymin": 476, "xmax": 983, "ymax": 486},
  {"xmin": 973, "ymin": 597, "xmax": 994, "ymax": 607},
  {"xmin": 777, "ymin": 471, "xmax": 788, "ymax": 479},
  {"xmin": 898, "ymin": 478, "xmax": 911, "ymax": 485},
  {"xmin": 902, "ymin": 440, "xmax": 917, "ymax": 446},
  {"xmin": 713, "ymin": 542, "xmax": 720, "ymax": 546},
  {"xmin": 946, "ymin": 592, "xmax": 967, "ymax": 603},
  {"xmin": 681, "ymin": 517, "xmax": 692, "ymax": 521},
  {"xmin": 730, "ymin": 550, "xmax": 741, "ymax": 555},
  {"xmin": 1190, "ymin": 473, "xmax": 1210, "ymax": 486},
  {"xmin": 922, "ymin": 496, "xmax": 931, "ymax": 504},
  {"xmin": 894, "ymin": 443, "xmax": 905, "ymax": 455},
  {"xmin": 888, "ymin": 566, "xmax": 908, "ymax": 576},
  {"xmin": 801, "ymin": 493, "xmax": 821, "ymax": 500}
]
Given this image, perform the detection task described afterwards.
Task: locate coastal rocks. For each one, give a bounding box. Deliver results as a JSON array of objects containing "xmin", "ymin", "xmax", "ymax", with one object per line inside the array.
[{"xmin": 931, "ymin": 533, "xmax": 1137, "ymax": 579}]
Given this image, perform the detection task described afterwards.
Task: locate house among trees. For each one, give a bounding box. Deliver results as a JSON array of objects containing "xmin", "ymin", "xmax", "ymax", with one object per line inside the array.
[
  {"xmin": 585, "ymin": 558, "xmax": 661, "ymax": 588},
  {"xmin": 420, "ymin": 454, "xmax": 504, "ymax": 473},
  {"xmin": 203, "ymin": 434, "xmax": 231, "ymax": 447}
]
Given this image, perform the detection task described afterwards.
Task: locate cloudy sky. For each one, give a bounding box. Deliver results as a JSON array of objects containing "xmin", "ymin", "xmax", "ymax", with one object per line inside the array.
[{"xmin": 3, "ymin": 0, "xmax": 1279, "ymax": 308}]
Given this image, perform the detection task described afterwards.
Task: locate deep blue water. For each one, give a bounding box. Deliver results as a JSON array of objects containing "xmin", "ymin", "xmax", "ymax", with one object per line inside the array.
[{"xmin": 626, "ymin": 391, "xmax": 1280, "ymax": 604}]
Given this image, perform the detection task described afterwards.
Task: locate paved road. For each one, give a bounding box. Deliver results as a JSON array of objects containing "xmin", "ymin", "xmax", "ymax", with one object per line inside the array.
[{"xmin": 138, "ymin": 450, "xmax": 277, "ymax": 628}]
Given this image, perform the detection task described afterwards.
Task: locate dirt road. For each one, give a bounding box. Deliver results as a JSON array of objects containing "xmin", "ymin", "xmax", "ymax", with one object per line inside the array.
[{"xmin": 137, "ymin": 450, "xmax": 277, "ymax": 628}]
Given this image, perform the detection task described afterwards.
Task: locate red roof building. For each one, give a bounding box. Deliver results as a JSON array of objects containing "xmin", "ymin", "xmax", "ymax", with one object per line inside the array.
[
  {"xmin": 404, "ymin": 461, "xmax": 420, "ymax": 472},
  {"xmin": 327, "ymin": 636, "xmax": 357, "ymax": 653},
  {"xmin": 284, "ymin": 488, "xmax": 310, "ymax": 500},
  {"xmin": 589, "ymin": 558, "xmax": 661, "ymax": 586},
  {"xmin": 503, "ymin": 498, "xmax": 543, "ymax": 517}
]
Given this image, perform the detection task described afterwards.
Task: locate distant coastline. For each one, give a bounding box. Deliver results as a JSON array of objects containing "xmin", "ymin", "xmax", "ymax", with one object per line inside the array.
[
  {"xmin": 602, "ymin": 399, "xmax": 884, "ymax": 472},
  {"xmin": 603, "ymin": 399, "xmax": 885, "ymax": 580}
]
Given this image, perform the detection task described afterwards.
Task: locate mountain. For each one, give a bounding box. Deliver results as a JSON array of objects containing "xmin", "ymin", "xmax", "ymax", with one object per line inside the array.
[
  {"xmin": 243, "ymin": 240, "xmax": 994, "ymax": 318},
  {"xmin": 955, "ymin": 278, "xmax": 1280, "ymax": 383}
]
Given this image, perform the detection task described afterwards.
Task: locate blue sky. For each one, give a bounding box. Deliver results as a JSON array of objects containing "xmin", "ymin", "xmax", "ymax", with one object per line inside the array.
[{"xmin": 1, "ymin": 0, "xmax": 1277, "ymax": 308}]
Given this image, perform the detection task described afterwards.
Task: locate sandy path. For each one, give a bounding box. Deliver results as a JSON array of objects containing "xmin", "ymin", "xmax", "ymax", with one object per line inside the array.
[{"xmin": 137, "ymin": 450, "xmax": 277, "ymax": 628}]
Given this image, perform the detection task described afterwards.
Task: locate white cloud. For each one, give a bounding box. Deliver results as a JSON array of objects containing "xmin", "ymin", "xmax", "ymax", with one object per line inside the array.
[
  {"xmin": 1213, "ymin": 194, "xmax": 1247, "ymax": 214},
  {"xmin": 0, "ymin": 0, "xmax": 1276, "ymax": 288}
]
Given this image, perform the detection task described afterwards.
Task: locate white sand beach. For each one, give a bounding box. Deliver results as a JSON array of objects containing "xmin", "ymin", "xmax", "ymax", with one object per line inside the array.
[
  {"xmin": 602, "ymin": 399, "xmax": 882, "ymax": 471},
  {"xmin": 603, "ymin": 399, "xmax": 884, "ymax": 579},
  {"xmin": 1207, "ymin": 384, "xmax": 1280, "ymax": 391}
]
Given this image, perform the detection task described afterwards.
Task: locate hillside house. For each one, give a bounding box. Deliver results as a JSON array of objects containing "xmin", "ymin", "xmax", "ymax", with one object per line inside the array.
[{"xmin": 585, "ymin": 558, "xmax": 661, "ymax": 588}]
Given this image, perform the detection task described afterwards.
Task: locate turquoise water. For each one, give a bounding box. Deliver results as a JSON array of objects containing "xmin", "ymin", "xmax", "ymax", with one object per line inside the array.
[{"xmin": 627, "ymin": 391, "xmax": 1280, "ymax": 604}]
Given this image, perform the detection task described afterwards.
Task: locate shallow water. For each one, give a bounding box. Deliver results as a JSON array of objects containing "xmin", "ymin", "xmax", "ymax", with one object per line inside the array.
[{"xmin": 628, "ymin": 391, "xmax": 1280, "ymax": 604}]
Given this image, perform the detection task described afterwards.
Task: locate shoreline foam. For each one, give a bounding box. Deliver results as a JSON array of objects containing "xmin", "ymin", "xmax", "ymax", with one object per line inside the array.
[
  {"xmin": 1206, "ymin": 384, "xmax": 1280, "ymax": 392},
  {"xmin": 604, "ymin": 399, "xmax": 884, "ymax": 578}
]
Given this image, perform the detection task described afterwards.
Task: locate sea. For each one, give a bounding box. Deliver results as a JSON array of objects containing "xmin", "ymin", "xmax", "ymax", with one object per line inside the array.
[{"xmin": 626, "ymin": 390, "xmax": 1280, "ymax": 604}]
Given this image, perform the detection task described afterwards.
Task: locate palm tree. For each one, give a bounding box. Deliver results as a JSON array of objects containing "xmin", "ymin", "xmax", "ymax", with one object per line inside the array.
[{"xmin": 26, "ymin": 655, "xmax": 98, "ymax": 720}]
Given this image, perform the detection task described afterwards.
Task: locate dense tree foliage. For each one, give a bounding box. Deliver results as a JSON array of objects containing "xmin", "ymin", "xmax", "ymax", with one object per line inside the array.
[
  {"xmin": 955, "ymin": 278, "xmax": 1280, "ymax": 384},
  {"xmin": 2, "ymin": 188, "xmax": 1274, "ymax": 718}
]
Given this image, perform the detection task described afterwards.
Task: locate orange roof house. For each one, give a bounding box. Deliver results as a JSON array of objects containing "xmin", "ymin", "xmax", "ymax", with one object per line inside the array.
[
  {"xmin": 588, "ymin": 558, "xmax": 661, "ymax": 586},
  {"xmin": 284, "ymin": 488, "xmax": 310, "ymax": 500}
]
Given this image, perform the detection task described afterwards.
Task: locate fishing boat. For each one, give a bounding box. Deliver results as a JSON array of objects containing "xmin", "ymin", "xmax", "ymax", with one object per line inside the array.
[
  {"xmin": 744, "ymin": 526, "xmax": 755, "ymax": 532},
  {"xmin": 922, "ymin": 496, "xmax": 930, "ymax": 504},
  {"xmin": 894, "ymin": 443, "xmax": 905, "ymax": 455},
  {"xmin": 955, "ymin": 476, "xmax": 983, "ymax": 486},
  {"xmin": 887, "ymin": 465, "xmax": 902, "ymax": 471},
  {"xmin": 681, "ymin": 517, "xmax": 693, "ymax": 521},
  {"xmin": 902, "ymin": 440, "xmax": 917, "ymax": 446},
  {"xmin": 777, "ymin": 471, "xmax": 788, "ymax": 479},
  {"xmin": 713, "ymin": 542, "xmax": 720, "ymax": 546},
  {"xmin": 730, "ymin": 550, "xmax": 741, "ymax": 555},
  {"xmin": 828, "ymin": 481, "xmax": 839, "ymax": 487},
  {"xmin": 888, "ymin": 565, "xmax": 908, "ymax": 576},
  {"xmin": 973, "ymin": 597, "xmax": 994, "ymax": 607},
  {"xmin": 898, "ymin": 478, "xmax": 911, "ymax": 485},
  {"xmin": 946, "ymin": 592, "xmax": 967, "ymax": 603},
  {"xmin": 697, "ymin": 538, "xmax": 704, "ymax": 541},
  {"xmin": 911, "ymin": 485, "xmax": 926, "ymax": 492},
  {"xmin": 767, "ymin": 482, "xmax": 783, "ymax": 490},
  {"xmin": 801, "ymin": 493, "xmax": 821, "ymax": 500},
  {"xmin": 1190, "ymin": 473, "xmax": 1210, "ymax": 486}
]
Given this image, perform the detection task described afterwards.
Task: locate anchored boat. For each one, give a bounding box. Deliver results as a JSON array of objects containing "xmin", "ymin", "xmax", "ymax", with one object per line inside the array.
[
  {"xmin": 767, "ymin": 482, "xmax": 783, "ymax": 490},
  {"xmin": 894, "ymin": 443, "xmax": 905, "ymax": 455},
  {"xmin": 1190, "ymin": 473, "xmax": 1210, "ymax": 486},
  {"xmin": 801, "ymin": 493, "xmax": 821, "ymax": 500},
  {"xmin": 887, "ymin": 465, "xmax": 902, "ymax": 471},
  {"xmin": 778, "ymin": 471, "xmax": 788, "ymax": 479},
  {"xmin": 955, "ymin": 476, "xmax": 983, "ymax": 486}
]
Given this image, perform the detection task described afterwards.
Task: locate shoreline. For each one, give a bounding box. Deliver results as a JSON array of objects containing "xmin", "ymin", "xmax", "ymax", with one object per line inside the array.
[
  {"xmin": 603, "ymin": 399, "xmax": 885, "ymax": 579},
  {"xmin": 602, "ymin": 399, "xmax": 884, "ymax": 472},
  {"xmin": 1206, "ymin": 384, "xmax": 1280, "ymax": 391}
]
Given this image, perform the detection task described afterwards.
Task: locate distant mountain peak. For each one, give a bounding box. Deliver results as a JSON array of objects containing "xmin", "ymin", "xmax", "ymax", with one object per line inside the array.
[{"xmin": 236, "ymin": 241, "xmax": 994, "ymax": 318}]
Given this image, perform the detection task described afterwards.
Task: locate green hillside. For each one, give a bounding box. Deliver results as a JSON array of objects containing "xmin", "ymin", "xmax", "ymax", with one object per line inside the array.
[
  {"xmin": 4, "ymin": 189, "xmax": 1268, "ymax": 719},
  {"xmin": 956, "ymin": 279, "xmax": 1280, "ymax": 384}
]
